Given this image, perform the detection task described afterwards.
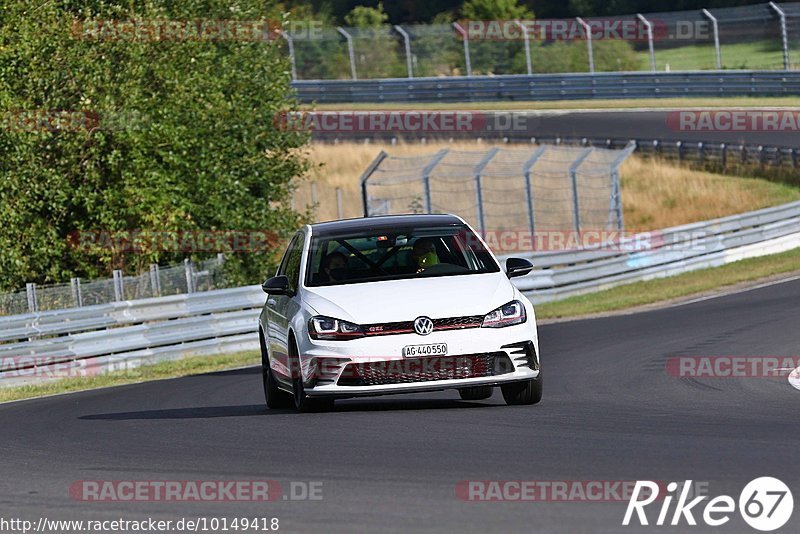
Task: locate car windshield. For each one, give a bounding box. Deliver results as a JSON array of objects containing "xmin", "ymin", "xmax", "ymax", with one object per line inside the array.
[{"xmin": 306, "ymin": 224, "xmax": 500, "ymax": 287}]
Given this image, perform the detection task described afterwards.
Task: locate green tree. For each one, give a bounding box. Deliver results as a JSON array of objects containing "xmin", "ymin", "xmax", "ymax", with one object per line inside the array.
[
  {"xmin": 0, "ymin": 0, "xmax": 310, "ymax": 291},
  {"xmin": 344, "ymin": 3, "xmax": 390, "ymax": 27},
  {"xmin": 460, "ymin": 0, "xmax": 533, "ymax": 20}
]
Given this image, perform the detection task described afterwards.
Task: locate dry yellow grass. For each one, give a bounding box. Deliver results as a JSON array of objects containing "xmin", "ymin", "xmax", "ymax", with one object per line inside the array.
[{"xmin": 295, "ymin": 142, "xmax": 800, "ymax": 229}]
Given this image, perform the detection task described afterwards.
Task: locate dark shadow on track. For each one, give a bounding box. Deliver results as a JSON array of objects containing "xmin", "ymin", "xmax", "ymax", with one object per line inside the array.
[{"xmin": 79, "ymin": 405, "xmax": 270, "ymax": 420}]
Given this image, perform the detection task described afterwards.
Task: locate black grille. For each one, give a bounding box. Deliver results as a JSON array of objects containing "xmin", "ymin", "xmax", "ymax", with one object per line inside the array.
[
  {"xmin": 337, "ymin": 352, "xmax": 510, "ymax": 386},
  {"xmin": 362, "ymin": 315, "xmax": 483, "ymax": 336}
]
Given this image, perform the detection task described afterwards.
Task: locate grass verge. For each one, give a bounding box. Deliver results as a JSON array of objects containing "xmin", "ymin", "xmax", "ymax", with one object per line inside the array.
[
  {"xmin": 0, "ymin": 351, "xmax": 260, "ymax": 404},
  {"xmin": 535, "ymin": 247, "xmax": 800, "ymax": 320},
  {"xmin": 308, "ymin": 96, "xmax": 800, "ymax": 112}
]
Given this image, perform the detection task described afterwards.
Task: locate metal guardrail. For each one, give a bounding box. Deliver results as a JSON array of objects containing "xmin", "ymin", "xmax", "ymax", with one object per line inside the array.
[
  {"xmin": 292, "ymin": 70, "xmax": 800, "ymax": 103},
  {"xmin": 2, "ymin": 201, "xmax": 799, "ymax": 387}
]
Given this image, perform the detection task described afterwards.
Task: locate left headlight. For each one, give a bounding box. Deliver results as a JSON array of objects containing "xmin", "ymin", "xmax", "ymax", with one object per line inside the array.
[
  {"xmin": 308, "ymin": 316, "xmax": 365, "ymax": 340},
  {"xmin": 482, "ymin": 300, "xmax": 527, "ymax": 328}
]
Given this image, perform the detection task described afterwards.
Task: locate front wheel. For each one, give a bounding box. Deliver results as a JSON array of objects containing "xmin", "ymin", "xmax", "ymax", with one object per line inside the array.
[
  {"xmin": 289, "ymin": 341, "xmax": 334, "ymax": 413},
  {"xmin": 501, "ymin": 374, "xmax": 542, "ymax": 406},
  {"xmin": 261, "ymin": 332, "xmax": 292, "ymax": 409}
]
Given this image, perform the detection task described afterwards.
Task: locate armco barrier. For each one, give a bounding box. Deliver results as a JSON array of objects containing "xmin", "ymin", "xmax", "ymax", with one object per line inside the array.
[
  {"xmin": 292, "ymin": 70, "xmax": 800, "ymax": 103},
  {"xmin": 2, "ymin": 201, "xmax": 799, "ymax": 387}
]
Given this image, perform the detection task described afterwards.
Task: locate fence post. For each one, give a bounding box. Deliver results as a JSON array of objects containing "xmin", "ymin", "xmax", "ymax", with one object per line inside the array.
[
  {"xmin": 26, "ymin": 283, "xmax": 38, "ymax": 313},
  {"xmin": 721, "ymin": 143, "xmax": 727, "ymax": 170},
  {"xmin": 336, "ymin": 187, "xmax": 344, "ymax": 219},
  {"xmin": 569, "ymin": 148, "xmax": 594, "ymax": 234},
  {"xmin": 112, "ymin": 270, "xmax": 124, "ymax": 302},
  {"xmin": 421, "ymin": 149, "xmax": 449, "ymax": 214},
  {"xmin": 337, "ymin": 27, "xmax": 357, "ymax": 80},
  {"xmin": 184, "ymin": 259, "xmax": 195, "ymax": 294},
  {"xmin": 609, "ymin": 142, "xmax": 636, "ymax": 230},
  {"xmin": 360, "ymin": 150, "xmax": 389, "ymax": 217},
  {"xmin": 149, "ymin": 263, "xmax": 162, "ymax": 297},
  {"xmin": 637, "ymin": 14, "xmax": 656, "ymax": 72},
  {"xmin": 452, "ymin": 22, "xmax": 472, "ymax": 77},
  {"xmin": 282, "ymin": 32, "xmax": 298, "ymax": 81},
  {"xmin": 576, "ymin": 17, "xmax": 595, "ymax": 73},
  {"xmin": 70, "ymin": 277, "xmax": 83, "ymax": 307},
  {"xmin": 522, "ymin": 146, "xmax": 547, "ymax": 249},
  {"xmin": 702, "ymin": 9, "xmax": 722, "ymax": 69},
  {"xmin": 516, "ymin": 20, "xmax": 532, "ymax": 75},
  {"xmin": 769, "ymin": 2, "xmax": 790, "ymax": 70},
  {"xmin": 394, "ymin": 25, "xmax": 414, "ymax": 78},
  {"xmin": 473, "ymin": 148, "xmax": 500, "ymax": 234}
]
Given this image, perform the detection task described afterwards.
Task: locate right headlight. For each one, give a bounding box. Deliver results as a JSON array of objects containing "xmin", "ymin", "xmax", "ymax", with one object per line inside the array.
[
  {"xmin": 308, "ymin": 316, "xmax": 365, "ymax": 340},
  {"xmin": 482, "ymin": 300, "xmax": 527, "ymax": 328}
]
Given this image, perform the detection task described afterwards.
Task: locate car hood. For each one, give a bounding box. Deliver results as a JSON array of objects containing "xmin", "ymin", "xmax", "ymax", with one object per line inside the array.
[{"xmin": 302, "ymin": 272, "xmax": 514, "ymax": 324}]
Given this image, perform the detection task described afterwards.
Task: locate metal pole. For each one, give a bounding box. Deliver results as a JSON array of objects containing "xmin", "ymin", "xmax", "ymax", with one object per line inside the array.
[
  {"xmin": 452, "ymin": 22, "xmax": 472, "ymax": 77},
  {"xmin": 637, "ymin": 14, "xmax": 656, "ymax": 72},
  {"xmin": 702, "ymin": 9, "xmax": 722, "ymax": 69},
  {"xmin": 522, "ymin": 146, "xmax": 547, "ymax": 249},
  {"xmin": 26, "ymin": 283, "xmax": 38, "ymax": 313},
  {"xmin": 149, "ymin": 264, "xmax": 161, "ymax": 297},
  {"xmin": 282, "ymin": 32, "xmax": 298, "ymax": 81},
  {"xmin": 337, "ymin": 27, "xmax": 357, "ymax": 80},
  {"xmin": 336, "ymin": 187, "xmax": 344, "ymax": 219},
  {"xmin": 568, "ymin": 148, "xmax": 594, "ymax": 234},
  {"xmin": 70, "ymin": 277, "xmax": 83, "ymax": 307},
  {"xmin": 112, "ymin": 269, "xmax": 124, "ymax": 302},
  {"xmin": 516, "ymin": 20, "xmax": 532, "ymax": 75},
  {"xmin": 421, "ymin": 149, "xmax": 449, "ymax": 213},
  {"xmin": 394, "ymin": 25, "xmax": 414, "ymax": 78},
  {"xmin": 576, "ymin": 17, "xmax": 594, "ymax": 73},
  {"xmin": 359, "ymin": 150, "xmax": 389, "ymax": 217},
  {"xmin": 184, "ymin": 259, "xmax": 195, "ymax": 294},
  {"xmin": 608, "ymin": 142, "xmax": 636, "ymax": 230},
  {"xmin": 769, "ymin": 2, "xmax": 790, "ymax": 70},
  {"xmin": 473, "ymin": 148, "xmax": 500, "ymax": 233}
]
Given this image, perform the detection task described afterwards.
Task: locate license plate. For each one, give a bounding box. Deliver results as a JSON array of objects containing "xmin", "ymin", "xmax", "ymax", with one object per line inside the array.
[{"xmin": 402, "ymin": 343, "xmax": 448, "ymax": 358}]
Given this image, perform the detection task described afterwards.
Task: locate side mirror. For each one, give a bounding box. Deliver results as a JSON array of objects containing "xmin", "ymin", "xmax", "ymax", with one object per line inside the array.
[
  {"xmin": 505, "ymin": 257, "xmax": 534, "ymax": 279},
  {"xmin": 262, "ymin": 275, "xmax": 291, "ymax": 295}
]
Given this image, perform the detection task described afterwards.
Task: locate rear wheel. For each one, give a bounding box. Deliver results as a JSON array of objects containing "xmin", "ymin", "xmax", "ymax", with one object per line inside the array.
[
  {"xmin": 260, "ymin": 331, "xmax": 292, "ymax": 409},
  {"xmin": 289, "ymin": 340, "xmax": 334, "ymax": 413},
  {"xmin": 501, "ymin": 374, "xmax": 543, "ymax": 406},
  {"xmin": 458, "ymin": 386, "xmax": 493, "ymax": 401}
]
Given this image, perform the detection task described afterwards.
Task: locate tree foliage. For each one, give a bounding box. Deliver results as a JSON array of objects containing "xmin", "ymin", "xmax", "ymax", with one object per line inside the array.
[{"xmin": 0, "ymin": 0, "xmax": 310, "ymax": 291}]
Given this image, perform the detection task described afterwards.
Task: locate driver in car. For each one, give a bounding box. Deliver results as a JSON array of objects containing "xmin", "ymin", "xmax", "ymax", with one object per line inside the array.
[
  {"xmin": 321, "ymin": 252, "xmax": 348, "ymax": 282},
  {"xmin": 411, "ymin": 238, "xmax": 439, "ymax": 273}
]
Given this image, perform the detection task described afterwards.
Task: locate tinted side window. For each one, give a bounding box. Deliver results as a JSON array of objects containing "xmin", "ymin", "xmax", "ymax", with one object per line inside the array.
[{"xmin": 282, "ymin": 233, "xmax": 304, "ymax": 293}]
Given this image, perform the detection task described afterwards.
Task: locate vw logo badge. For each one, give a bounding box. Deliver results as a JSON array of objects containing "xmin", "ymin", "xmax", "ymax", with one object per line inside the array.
[{"xmin": 414, "ymin": 316, "xmax": 434, "ymax": 336}]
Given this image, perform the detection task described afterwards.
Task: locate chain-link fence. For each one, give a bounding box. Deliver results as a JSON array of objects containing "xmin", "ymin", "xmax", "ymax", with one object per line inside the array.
[
  {"xmin": 1, "ymin": 256, "xmax": 227, "ymax": 316},
  {"xmin": 286, "ymin": 2, "xmax": 800, "ymax": 80},
  {"xmin": 360, "ymin": 144, "xmax": 635, "ymax": 240}
]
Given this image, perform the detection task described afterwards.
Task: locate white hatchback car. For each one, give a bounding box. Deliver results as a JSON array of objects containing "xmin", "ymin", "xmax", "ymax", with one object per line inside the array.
[{"xmin": 258, "ymin": 214, "xmax": 541, "ymax": 412}]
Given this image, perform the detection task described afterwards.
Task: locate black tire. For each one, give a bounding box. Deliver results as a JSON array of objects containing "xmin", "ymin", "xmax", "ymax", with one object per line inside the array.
[
  {"xmin": 501, "ymin": 374, "xmax": 543, "ymax": 406},
  {"xmin": 260, "ymin": 331, "xmax": 292, "ymax": 409},
  {"xmin": 458, "ymin": 386, "xmax": 493, "ymax": 401},
  {"xmin": 289, "ymin": 340, "xmax": 334, "ymax": 413}
]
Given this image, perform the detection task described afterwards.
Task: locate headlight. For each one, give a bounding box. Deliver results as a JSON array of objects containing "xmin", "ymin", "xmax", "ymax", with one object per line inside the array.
[
  {"xmin": 308, "ymin": 316, "xmax": 365, "ymax": 340},
  {"xmin": 482, "ymin": 300, "xmax": 526, "ymax": 328}
]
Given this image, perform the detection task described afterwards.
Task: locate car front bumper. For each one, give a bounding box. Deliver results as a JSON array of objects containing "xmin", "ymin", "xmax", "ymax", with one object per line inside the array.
[{"xmin": 297, "ymin": 322, "xmax": 540, "ymax": 398}]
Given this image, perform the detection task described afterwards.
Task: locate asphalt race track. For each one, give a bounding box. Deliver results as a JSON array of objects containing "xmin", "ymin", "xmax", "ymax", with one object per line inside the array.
[
  {"xmin": 1, "ymin": 278, "xmax": 798, "ymax": 533},
  {"xmin": 312, "ymin": 109, "xmax": 800, "ymax": 147}
]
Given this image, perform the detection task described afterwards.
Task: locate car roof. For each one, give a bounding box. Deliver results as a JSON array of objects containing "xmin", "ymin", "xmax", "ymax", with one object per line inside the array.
[{"xmin": 309, "ymin": 214, "xmax": 464, "ymax": 238}]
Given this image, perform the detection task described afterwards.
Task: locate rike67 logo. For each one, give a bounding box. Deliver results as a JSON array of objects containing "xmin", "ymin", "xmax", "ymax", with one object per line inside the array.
[{"xmin": 623, "ymin": 477, "xmax": 793, "ymax": 531}]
